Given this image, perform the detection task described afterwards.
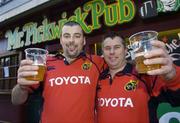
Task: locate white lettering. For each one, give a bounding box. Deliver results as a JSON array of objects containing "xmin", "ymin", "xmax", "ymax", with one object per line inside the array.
[
  {"xmin": 172, "ymin": 39, "xmax": 180, "ymax": 47},
  {"xmin": 49, "ymin": 78, "xmax": 55, "ymax": 87},
  {"xmin": 105, "ymin": 98, "xmax": 111, "ymax": 107},
  {"xmin": 124, "ymin": 98, "xmax": 134, "ymax": 107},
  {"xmin": 84, "ymin": 76, "xmax": 91, "ymax": 84},
  {"xmin": 63, "ymin": 76, "xmax": 70, "ymax": 84},
  {"xmin": 79, "ymin": 76, "xmax": 84, "ymax": 84},
  {"xmin": 99, "ymin": 98, "xmax": 105, "ymax": 107},
  {"xmin": 48, "ymin": 76, "xmax": 91, "ymax": 86},
  {"xmin": 70, "ymin": 76, "xmax": 78, "ymax": 84},
  {"xmin": 55, "ymin": 77, "xmax": 63, "ymax": 85},
  {"xmin": 119, "ymin": 98, "xmax": 125, "ymax": 107},
  {"xmin": 166, "ymin": 43, "xmax": 173, "ymax": 53},
  {"xmin": 166, "ymin": 39, "xmax": 180, "ymax": 54},
  {"xmin": 111, "ymin": 98, "xmax": 118, "ymax": 107},
  {"xmin": 98, "ymin": 97, "xmax": 134, "ymax": 108}
]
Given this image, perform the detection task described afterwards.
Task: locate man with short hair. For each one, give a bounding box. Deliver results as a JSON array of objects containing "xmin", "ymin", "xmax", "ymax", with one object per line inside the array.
[
  {"xmin": 12, "ymin": 21, "xmax": 104, "ymax": 123},
  {"xmin": 96, "ymin": 31, "xmax": 180, "ymax": 123}
]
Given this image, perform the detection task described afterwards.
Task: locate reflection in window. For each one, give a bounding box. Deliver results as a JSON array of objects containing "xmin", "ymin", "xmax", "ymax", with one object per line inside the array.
[{"xmin": 0, "ymin": 53, "xmax": 19, "ymax": 93}]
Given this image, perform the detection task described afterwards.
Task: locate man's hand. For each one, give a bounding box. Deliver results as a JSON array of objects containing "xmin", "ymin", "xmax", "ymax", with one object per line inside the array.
[
  {"xmin": 17, "ymin": 59, "xmax": 40, "ymax": 87},
  {"xmin": 144, "ymin": 40, "xmax": 176, "ymax": 81}
]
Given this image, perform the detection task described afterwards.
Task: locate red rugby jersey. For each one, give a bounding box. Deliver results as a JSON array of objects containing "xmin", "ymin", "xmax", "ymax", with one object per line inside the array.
[
  {"xmin": 41, "ymin": 54, "xmax": 104, "ymax": 123},
  {"xmin": 96, "ymin": 63, "xmax": 180, "ymax": 123}
]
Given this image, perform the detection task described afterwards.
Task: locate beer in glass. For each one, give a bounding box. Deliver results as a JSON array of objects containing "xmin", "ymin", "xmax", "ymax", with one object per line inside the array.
[
  {"xmin": 25, "ymin": 48, "xmax": 48, "ymax": 81},
  {"xmin": 129, "ymin": 31, "xmax": 161, "ymax": 74}
]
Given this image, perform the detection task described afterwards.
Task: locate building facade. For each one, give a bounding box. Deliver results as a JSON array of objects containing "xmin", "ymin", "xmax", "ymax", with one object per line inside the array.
[{"xmin": 0, "ymin": 0, "xmax": 179, "ymax": 122}]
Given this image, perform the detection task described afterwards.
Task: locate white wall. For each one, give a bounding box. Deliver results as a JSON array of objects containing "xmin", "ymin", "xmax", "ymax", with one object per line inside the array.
[{"xmin": 0, "ymin": 0, "xmax": 50, "ymax": 23}]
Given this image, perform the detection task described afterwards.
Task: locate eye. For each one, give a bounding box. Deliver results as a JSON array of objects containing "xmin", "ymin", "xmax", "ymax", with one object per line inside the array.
[
  {"xmin": 74, "ymin": 34, "xmax": 81, "ymax": 38},
  {"xmin": 104, "ymin": 46, "xmax": 111, "ymax": 51},
  {"xmin": 63, "ymin": 34, "xmax": 70, "ymax": 38},
  {"xmin": 114, "ymin": 45, "xmax": 121, "ymax": 50}
]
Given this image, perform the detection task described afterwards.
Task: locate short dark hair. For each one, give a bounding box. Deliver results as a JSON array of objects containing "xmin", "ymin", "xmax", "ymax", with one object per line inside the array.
[
  {"xmin": 102, "ymin": 31, "xmax": 126, "ymax": 47},
  {"xmin": 61, "ymin": 21, "xmax": 84, "ymax": 36},
  {"xmin": 63, "ymin": 21, "xmax": 81, "ymax": 27}
]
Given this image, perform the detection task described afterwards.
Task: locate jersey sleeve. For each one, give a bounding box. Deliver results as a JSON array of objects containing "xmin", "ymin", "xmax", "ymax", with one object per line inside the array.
[
  {"xmin": 163, "ymin": 65, "xmax": 180, "ymax": 90},
  {"xmin": 140, "ymin": 65, "xmax": 180, "ymax": 97},
  {"xmin": 140, "ymin": 65, "xmax": 180, "ymax": 111},
  {"xmin": 147, "ymin": 65, "xmax": 180, "ymax": 97}
]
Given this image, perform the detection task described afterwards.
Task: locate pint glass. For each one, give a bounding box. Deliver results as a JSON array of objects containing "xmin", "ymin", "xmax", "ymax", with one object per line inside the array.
[
  {"xmin": 25, "ymin": 48, "xmax": 48, "ymax": 81},
  {"xmin": 129, "ymin": 31, "xmax": 161, "ymax": 74}
]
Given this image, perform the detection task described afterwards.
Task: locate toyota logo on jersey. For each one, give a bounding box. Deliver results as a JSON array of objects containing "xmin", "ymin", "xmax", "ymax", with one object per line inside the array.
[
  {"xmin": 48, "ymin": 76, "xmax": 91, "ymax": 86},
  {"xmin": 98, "ymin": 97, "xmax": 134, "ymax": 108}
]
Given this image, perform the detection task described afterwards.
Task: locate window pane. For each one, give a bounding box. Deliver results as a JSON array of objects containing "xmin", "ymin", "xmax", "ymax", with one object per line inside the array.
[
  {"xmin": 4, "ymin": 79, "xmax": 10, "ymax": 90},
  {"xmin": 0, "ymin": 80, "xmax": 3, "ymax": 90},
  {"xmin": 0, "ymin": 68, "xmax": 3, "ymax": 78},
  {"xmin": 0, "ymin": 58, "xmax": 4, "ymax": 66},
  {"xmin": 10, "ymin": 66, "xmax": 16, "ymax": 77},
  {"xmin": 0, "ymin": 53, "xmax": 19, "ymax": 91},
  {"xmin": 4, "ymin": 57, "xmax": 10, "ymax": 66},
  {"xmin": 11, "ymin": 55, "xmax": 18, "ymax": 65},
  {"xmin": 10, "ymin": 79, "xmax": 17, "ymax": 89}
]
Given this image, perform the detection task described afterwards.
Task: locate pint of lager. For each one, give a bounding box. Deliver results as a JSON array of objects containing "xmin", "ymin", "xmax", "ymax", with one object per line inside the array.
[
  {"xmin": 25, "ymin": 65, "xmax": 46, "ymax": 81},
  {"xmin": 129, "ymin": 31, "xmax": 161, "ymax": 74},
  {"xmin": 25, "ymin": 48, "xmax": 48, "ymax": 81}
]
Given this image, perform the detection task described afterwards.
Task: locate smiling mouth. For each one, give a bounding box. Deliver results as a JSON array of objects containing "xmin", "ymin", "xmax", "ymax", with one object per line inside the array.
[
  {"xmin": 69, "ymin": 47, "xmax": 75, "ymax": 52},
  {"xmin": 109, "ymin": 57, "xmax": 117, "ymax": 61},
  {"xmin": 67, "ymin": 45, "xmax": 77, "ymax": 52}
]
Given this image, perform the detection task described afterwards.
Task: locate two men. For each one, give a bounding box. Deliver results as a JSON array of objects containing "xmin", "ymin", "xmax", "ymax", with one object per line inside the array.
[
  {"xmin": 12, "ymin": 21, "xmax": 179, "ymax": 123},
  {"xmin": 12, "ymin": 21, "xmax": 103, "ymax": 123}
]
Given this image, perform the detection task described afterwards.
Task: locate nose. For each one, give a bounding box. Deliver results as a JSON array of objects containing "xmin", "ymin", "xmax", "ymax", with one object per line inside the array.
[
  {"xmin": 110, "ymin": 48, "xmax": 115, "ymax": 55},
  {"xmin": 69, "ymin": 36, "xmax": 75, "ymax": 43}
]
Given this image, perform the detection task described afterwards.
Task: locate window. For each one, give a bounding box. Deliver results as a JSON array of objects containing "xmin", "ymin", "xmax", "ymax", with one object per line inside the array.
[{"xmin": 0, "ymin": 51, "xmax": 20, "ymax": 94}]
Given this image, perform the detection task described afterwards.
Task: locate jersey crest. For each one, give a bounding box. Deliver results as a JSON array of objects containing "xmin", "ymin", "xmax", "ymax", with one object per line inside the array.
[
  {"xmin": 82, "ymin": 61, "xmax": 92, "ymax": 70},
  {"xmin": 124, "ymin": 80, "xmax": 138, "ymax": 91}
]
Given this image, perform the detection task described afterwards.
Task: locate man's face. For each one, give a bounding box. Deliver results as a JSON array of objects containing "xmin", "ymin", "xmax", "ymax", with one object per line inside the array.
[
  {"xmin": 102, "ymin": 36, "xmax": 127, "ymax": 69},
  {"xmin": 60, "ymin": 25, "xmax": 85, "ymax": 59}
]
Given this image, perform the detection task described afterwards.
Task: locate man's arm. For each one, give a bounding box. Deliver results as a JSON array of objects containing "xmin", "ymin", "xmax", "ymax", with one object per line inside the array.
[
  {"xmin": 11, "ymin": 59, "xmax": 40, "ymax": 105},
  {"xmin": 11, "ymin": 84, "xmax": 29, "ymax": 105},
  {"xmin": 142, "ymin": 40, "xmax": 180, "ymax": 98}
]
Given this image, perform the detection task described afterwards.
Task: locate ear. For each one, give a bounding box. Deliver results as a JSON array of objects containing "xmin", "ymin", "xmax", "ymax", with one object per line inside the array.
[
  {"xmin": 101, "ymin": 46, "xmax": 104, "ymax": 54},
  {"xmin": 101, "ymin": 45, "xmax": 106, "ymax": 58},
  {"xmin": 83, "ymin": 37, "xmax": 86, "ymax": 46},
  {"xmin": 60, "ymin": 35, "xmax": 62, "ymax": 45}
]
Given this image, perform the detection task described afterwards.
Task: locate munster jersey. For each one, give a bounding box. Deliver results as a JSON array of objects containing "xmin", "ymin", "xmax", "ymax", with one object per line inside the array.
[
  {"xmin": 96, "ymin": 63, "xmax": 180, "ymax": 123},
  {"xmin": 41, "ymin": 53, "xmax": 104, "ymax": 123}
]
